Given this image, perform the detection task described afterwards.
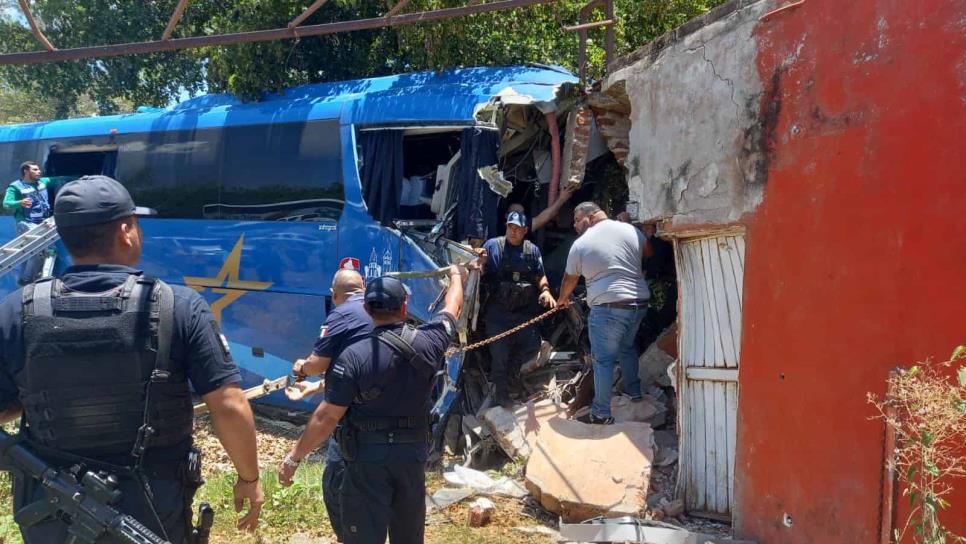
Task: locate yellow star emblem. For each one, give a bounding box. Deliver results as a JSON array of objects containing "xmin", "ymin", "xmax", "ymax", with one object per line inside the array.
[{"xmin": 183, "ymin": 235, "xmax": 273, "ymax": 322}]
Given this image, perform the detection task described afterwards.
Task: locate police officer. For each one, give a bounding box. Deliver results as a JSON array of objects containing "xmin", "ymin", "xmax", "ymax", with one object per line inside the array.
[
  {"xmin": 278, "ymin": 266, "xmax": 466, "ymax": 544},
  {"xmin": 0, "ymin": 176, "xmax": 264, "ymax": 542},
  {"xmin": 285, "ymin": 268, "xmax": 372, "ymax": 543},
  {"xmin": 480, "ymin": 211, "xmax": 555, "ymax": 408}
]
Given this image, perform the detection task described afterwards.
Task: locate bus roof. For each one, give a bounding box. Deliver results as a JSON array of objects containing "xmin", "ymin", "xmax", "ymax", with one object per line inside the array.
[{"xmin": 0, "ymin": 64, "xmax": 576, "ymax": 142}]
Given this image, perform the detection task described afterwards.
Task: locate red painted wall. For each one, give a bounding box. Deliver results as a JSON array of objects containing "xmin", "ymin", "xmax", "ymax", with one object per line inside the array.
[{"xmin": 736, "ymin": 0, "xmax": 966, "ymax": 541}]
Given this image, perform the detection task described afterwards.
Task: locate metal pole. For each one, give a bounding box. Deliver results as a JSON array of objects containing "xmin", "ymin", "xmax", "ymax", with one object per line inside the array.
[
  {"xmin": 0, "ymin": 0, "xmax": 557, "ymax": 66},
  {"xmin": 17, "ymin": 0, "xmax": 56, "ymax": 52},
  {"xmin": 162, "ymin": 0, "xmax": 190, "ymax": 40},
  {"xmin": 289, "ymin": 0, "xmax": 332, "ymax": 28}
]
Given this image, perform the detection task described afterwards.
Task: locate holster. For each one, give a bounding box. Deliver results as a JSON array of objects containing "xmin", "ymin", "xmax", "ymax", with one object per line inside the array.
[
  {"xmin": 337, "ymin": 425, "xmax": 358, "ymax": 462},
  {"xmin": 183, "ymin": 447, "xmax": 213, "ymax": 544}
]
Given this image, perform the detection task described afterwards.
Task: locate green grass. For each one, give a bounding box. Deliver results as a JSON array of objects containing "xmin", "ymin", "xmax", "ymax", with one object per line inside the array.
[{"xmin": 194, "ymin": 461, "xmax": 336, "ymax": 543}]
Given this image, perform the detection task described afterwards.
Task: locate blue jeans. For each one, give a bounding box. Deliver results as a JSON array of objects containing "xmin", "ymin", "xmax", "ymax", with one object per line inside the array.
[
  {"xmin": 16, "ymin": 221, "xmax": 48, "ymax": 285},
  {"xmin": 588, "ymin": 305, "xmax": 647, "ymax": 418}
]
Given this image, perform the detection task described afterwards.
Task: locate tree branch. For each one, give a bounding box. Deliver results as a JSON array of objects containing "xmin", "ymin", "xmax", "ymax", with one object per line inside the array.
[
  {"xmin": 17, "ymin": 0, "xmax": 56, "ymax": 52},
  {"xmin": 162, "ymin": 0, "xmax": 191, "ymax": 41}
]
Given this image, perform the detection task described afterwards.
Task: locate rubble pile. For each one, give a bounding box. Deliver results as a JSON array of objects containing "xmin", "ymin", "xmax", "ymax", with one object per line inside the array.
[{"xmin": 439, "ymin": 320, "xmax": 698, "ymax": 539}]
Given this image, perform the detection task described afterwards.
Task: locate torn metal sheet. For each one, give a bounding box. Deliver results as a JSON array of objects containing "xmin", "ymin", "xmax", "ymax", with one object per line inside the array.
[{"xmin": 559, "ymin": 517, "xmax": 755, "ymax": 544}]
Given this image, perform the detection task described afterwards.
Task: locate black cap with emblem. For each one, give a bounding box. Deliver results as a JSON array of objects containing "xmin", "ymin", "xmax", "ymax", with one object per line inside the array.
[{"xmin": 54, "ymin": 175, "xmax": 156, "ymax": 228}]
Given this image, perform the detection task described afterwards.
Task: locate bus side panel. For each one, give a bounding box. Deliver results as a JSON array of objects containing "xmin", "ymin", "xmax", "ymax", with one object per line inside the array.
[{"xmin": 139, "ymin": 218, "xmax": 333, "ymax": 410}]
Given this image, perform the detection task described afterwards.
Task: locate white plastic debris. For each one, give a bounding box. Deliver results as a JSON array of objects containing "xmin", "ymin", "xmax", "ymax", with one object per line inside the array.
[{"xmin": 443, "ymin": 465, "xmax": 528, "ymax": 498}]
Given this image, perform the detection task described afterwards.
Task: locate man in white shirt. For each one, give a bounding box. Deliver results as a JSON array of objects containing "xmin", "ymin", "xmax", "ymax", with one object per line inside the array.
[{"xmin": 557, "ymin": 202, "xmax": 652, "ymax": 424}]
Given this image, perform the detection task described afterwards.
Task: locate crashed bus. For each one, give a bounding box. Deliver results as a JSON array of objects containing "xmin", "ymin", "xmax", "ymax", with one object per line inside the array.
[{"xmin": 0, "ymin": 65, "xmax": 586, "ymax": 426}]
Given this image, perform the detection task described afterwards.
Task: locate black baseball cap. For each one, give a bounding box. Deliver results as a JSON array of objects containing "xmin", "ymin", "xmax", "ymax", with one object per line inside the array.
[
  {"xmin": 54, "ymin": 175, "xmax": 156, "ymax": 228},
  {"xmin": 365, "ymin": 276, "xmax": 411, "ymax": 311}
]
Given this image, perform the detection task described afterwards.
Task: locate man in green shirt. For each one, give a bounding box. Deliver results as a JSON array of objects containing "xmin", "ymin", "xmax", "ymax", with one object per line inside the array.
[{"xmin": 4, "ymin": 161, "xmax": 54, "ymax": 285}]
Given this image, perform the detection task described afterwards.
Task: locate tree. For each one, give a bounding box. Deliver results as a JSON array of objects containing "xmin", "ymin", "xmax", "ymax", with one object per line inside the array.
[{"xmin": 0, "ymin": 0, "xmax": 725, "ymax": 114}]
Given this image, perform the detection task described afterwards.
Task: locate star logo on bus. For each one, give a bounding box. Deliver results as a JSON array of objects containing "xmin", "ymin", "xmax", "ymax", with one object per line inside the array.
[{"xmin": 183, "ymin": 235, "xmax": 273, "ymax": 322}]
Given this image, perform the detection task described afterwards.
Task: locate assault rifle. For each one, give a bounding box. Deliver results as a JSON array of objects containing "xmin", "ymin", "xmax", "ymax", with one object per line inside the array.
[{"xmin": 0, "ymin": 427, "xmax": 171, "ymax": 544}]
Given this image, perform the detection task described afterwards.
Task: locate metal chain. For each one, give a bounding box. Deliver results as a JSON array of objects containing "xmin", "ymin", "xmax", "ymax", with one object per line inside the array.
[{"xmin": 447, "ymin": 303, "xmax": 568, "ymax": 356}]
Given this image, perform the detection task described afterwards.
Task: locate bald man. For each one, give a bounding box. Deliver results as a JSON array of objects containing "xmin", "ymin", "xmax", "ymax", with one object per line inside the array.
[{"xmin": 287, "ymin": 268, "xmax": 372, "ymax": 543}]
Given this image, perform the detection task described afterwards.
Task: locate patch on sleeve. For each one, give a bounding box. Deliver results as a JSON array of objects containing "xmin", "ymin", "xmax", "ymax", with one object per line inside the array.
[
  {"xmin": 319, "ymin": 325, "xmax": 329, "ymax": 339},
  {"xmin": 331, "ymin": 362, "xmax": 346, "ymax": 377},
  {"xmin": 219, "ymin": 334, "xmax": 232, "ymax": 357},
  {"xmin": 442, "ymin": 318, "xmax": 455, "ymax": 337}
]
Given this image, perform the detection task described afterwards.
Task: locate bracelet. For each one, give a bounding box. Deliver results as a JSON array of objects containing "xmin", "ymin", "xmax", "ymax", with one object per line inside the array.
[
  {"xmin": 237, "ymin": 473, "xmax": 259, "ymax": 484},
  {"xmin": 283, "ymin": 454, "xmax": 302, "ymax": 469}
]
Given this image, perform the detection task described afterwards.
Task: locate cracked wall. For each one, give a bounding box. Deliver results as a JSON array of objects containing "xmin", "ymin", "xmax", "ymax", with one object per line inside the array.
[{"xmin": 604, "ymin": 0, "xmax": 773, "ymax": 228}]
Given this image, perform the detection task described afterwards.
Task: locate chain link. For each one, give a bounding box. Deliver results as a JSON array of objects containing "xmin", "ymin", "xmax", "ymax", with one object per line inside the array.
[{"xmin": 446, "ymin": 303, "xmax": 568, "ymax": 356}]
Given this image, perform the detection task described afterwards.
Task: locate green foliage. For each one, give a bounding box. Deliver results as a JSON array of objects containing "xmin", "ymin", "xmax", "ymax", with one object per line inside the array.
[{"xmin": 1, "ymin": 0, "xmax": 724, "ymax": 112}]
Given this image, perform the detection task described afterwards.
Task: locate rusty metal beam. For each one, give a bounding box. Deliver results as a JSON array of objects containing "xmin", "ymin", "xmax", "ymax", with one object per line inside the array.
[
  {"xmin": 0, "ymin": 0, "xmax": 557, "ymax": 66},
  {"xmin": 289, "ymin": 0, "xmax": 331, "ymax": 28},
  {"xmin": 385, "ymin": 0, "xmax": 412, "ymax": 18},
  {"xmin": 562, "ymin": 18, "xmax": 612, "ymax": 32},
  {"xmin": 17, "ymin": 0, "xmax": 55, "ymax": 52},
  {"xmin": 162, "ymin": 0, "xmax": 190, "ymax": 41}
]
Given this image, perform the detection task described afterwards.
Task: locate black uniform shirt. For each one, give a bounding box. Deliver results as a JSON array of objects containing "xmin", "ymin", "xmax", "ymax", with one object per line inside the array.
[
  {"xmin": 0, "ymin": 265, "xmax": 241, "ymax": 464},
  {"xmin": 312, "ymin": 293, "xmax": 373, "ymax": 361},
  {"xmin": 311, "ymin": 293, "xmax": 373, "ymax": 464},
  {"xmin": 324, "ymin": 310, "xmax": 456, "ymax": 463}
]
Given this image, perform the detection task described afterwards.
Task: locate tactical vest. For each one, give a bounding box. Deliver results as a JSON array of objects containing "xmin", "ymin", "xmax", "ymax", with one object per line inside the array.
[
  {"xmin": 487, "ymin": 237, "xmax": 539, "ymax": 313},
  {"xmin": 10, "ymin": 179, "xmax": 51, "ymax": 224},
  {"xmin": 339, "ymin": 325, "xmax": 436, "ymax": 460},
  {"xmin": 17, "ymin": 275, "xmax": 193, "ymax": 458}
]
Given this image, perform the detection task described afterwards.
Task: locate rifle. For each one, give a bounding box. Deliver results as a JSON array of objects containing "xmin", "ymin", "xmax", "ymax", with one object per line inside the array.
[{"xmin": 0, "ymin": 427, "xmax": 171, "ymax": 544}]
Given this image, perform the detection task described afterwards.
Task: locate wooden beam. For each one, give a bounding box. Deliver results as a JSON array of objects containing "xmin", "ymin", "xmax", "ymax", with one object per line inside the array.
[
  {"xmin": 386, "ymin": 0, "xmax": 412, "ymax": 18},
  {"xmin": 0, "ymin": 0, "xmax": 556, "ymax": 66},
  {"xmin": 162, "ymin": 0, "xmax": 190, "ymax": 41},
  {"xmin": 289, "ymin": 0, "xmax": 331, "ymax": 29},
  {"xmin": 17, "ymin": 0, "xmax": 55, "ymax": 52}
]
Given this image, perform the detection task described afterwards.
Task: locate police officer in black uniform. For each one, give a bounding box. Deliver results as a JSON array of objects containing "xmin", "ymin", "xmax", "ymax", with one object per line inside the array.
[
  {"xmin": 278, "ymin": 266, "xmax": 466, "ymax": 544},
  {"xmin": 0, "ymin": 176, "xmax": 265, "ymax": 542},
  {"xmin": 480, "ymin": 211, "xmax": 555, "ymax": 408},
  {"xmin": 285, "ymin": 268, "xmax": 372, "ymax": 543}
]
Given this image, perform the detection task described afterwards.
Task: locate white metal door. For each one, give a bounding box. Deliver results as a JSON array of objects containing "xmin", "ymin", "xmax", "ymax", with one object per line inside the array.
[{"xmin": 676, "ymin": 234, "xmax": 744, "ymax": 517}]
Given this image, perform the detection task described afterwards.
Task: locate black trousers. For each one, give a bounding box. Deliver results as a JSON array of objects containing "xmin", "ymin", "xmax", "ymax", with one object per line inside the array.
[
  {"xmin": 485, "ymin": 311, "xmax": 540, "ymax": 393},
  {"xmin": 340, "ymin": 459, "xmax": 426, "ymax": 544},
  {"xmin": 15, "ymin": 472, "xmax": 191, "ymax": 543},
  {"xmin": 323, "ymin": 458, "xmax": 347, "ymax": 542}
]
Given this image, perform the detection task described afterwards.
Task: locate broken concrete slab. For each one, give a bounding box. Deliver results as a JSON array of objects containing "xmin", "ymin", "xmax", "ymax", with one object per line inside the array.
[
  {"xmin": 525, "ymin": 418, "xmax": 653, "ymax": 522},
  {"xmin": 612, "ymin": 394, "xmax": 668, "ymax": 427},
  {"xmin": 482, "ymin": 399, "xmax": 568, "ymax": 460}
]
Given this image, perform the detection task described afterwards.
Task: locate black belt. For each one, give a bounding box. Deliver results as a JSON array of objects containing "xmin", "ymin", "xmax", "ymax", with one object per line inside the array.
[
  {"xmin": 596, "ymin": 299, "xmax": 650, "ymax": 309},
  {"xmin": 357, "ymin": 429, "xmax": 428, "ymax": 445}
]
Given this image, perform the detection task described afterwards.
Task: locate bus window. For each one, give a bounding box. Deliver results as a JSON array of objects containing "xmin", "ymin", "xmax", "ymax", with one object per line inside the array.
[
  {"xmin": 218, "ymin": 120, "xmax": 343, "ymax": 222},
  {"xmin": 116, "ymin": 119, "xmax": 343, "ymax": 221}
]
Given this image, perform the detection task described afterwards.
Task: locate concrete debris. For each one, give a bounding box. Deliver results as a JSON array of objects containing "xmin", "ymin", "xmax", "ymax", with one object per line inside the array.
[
  {"xmin": 466, "ymin": 498, "xmax": 494, "ymax": 527},
  {"xmin": 661, "ymin": 498, "xmax": 685, "ymax": 518},
  {"xmin": 525, "ymin": 418, "xmax": 653, "ymax": 522},
  {"xmin": 612, "ymin": 394, "xmax": 668, "ymax": 427},
  {"xmin": 482, "ymin": 399, "xmax": 568, "ymax": 460},
  {"xmin": 638, "ymin": 327, "xmax": 677, "ymax": 388},
  {"xmin": 477, "ymin": 164, "xmax": 513, "ymax": 197}
]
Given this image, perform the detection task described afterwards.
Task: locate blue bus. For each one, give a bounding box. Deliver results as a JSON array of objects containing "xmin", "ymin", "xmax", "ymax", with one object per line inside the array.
[{"xmin": 0, "ymin": 64, "xmax": 578, "ymax": 412}]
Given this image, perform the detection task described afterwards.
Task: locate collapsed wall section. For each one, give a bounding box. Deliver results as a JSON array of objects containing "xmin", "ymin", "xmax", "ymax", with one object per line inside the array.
[{"xmin": 603, "ymin": 0, "xmax": 772, "ymax": 228}]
